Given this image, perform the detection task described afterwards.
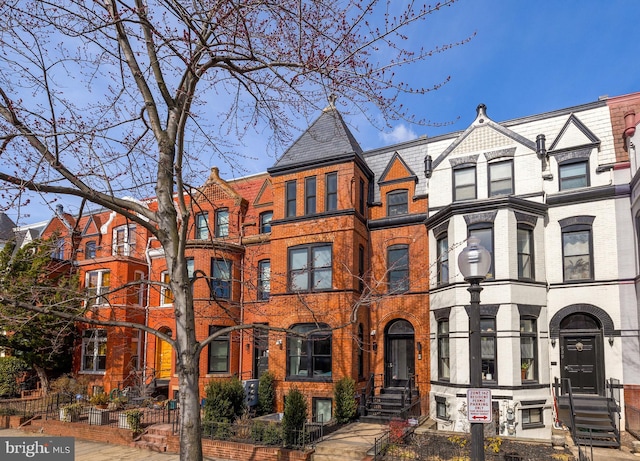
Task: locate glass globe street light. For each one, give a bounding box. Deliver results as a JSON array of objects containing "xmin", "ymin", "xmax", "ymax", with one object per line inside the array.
[{"xmin": 458, "ymin": 236, "xmax": 491, "ymax": 461}]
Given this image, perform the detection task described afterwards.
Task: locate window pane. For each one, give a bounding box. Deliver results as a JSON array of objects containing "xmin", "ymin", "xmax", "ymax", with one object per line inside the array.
[
  {"xmin": 305, "ymin": 176, "xmax": 316, "ymax": 215},
  {"xmin": 481, "ymin": 319, "xmax": 495, "ymax": 332},
  {"xmin": 470, "ymin": 228, "xmax": 493, "ymax": 279},
  {"xmin": 563, "ymin": 230, "xmax": 591, "ymax": 280},
  {"xmin": 518, "ymin": 228, "xmax": 533, "ymax": 279},
  {"xmin": 455, "ymin": 167, "xmax": 476, "ymax": 200},
  {"xmin": 216, "ymin": 210, "xmax": 229, "ymax": 237},
  {"xmin": 326, "ymin": 173, "xmax": 338, "ymax": 211},
  {"xmin": 437, "ymin": 236, "xmax": 449, "ymax": 285},
  {"xmin": 260, "ymin": 212, "xmax": 273, "ymax": 233},
  {"xmin": 258, "ymin": 260, "xmax": 270, "ymax": 300},
  {"xmin": 209, "ymin": 342, "xmax": 229, "ymax": 372},
  {"xmin": 489, "ymin": 161, "xmax": 513, "ymax": 196},
  {"xmin": 313, "ymin": 268, "xmax": 332, "ymax": 289},
  {"xmin": 313, "ymin": 246, "xmax": 331, "ymax": 268},
  {"xmin": 291, "ymin": 272, "xmax": 308, "ymax": 291},
  {"xmin": 287, "ymin": 324, "xmax": 331, "ymax": 379},
  {"xmin": 388, "ymin": 191, "xmax": 408, "ymax": 216},
  {"xmin": 196, "ymin": 213, "xmax": 209, "ymax": 239},
  {"xmin": 290, "ymin": 248, "xmax": 308, "ymax": 270},
  {"xmin": 560, "ymin": 162, "xmax": 587, "ymax": 189},
  {"xmin": 314, "ymin": 399, "xmax": 332, "ymax": 424},
  {"xmin": 520, "ymin": 318, "xmax": 535, "ymax": 333},
  {"xmin": 286, "ymin": 181, "xmax": 297, "ymax": 217}
]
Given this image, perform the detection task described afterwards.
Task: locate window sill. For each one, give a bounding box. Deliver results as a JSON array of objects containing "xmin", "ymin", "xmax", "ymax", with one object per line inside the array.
[
  {"xmin": 522, "ymin": 422, "xmax": 544, "ymax": 430},
  {"xmin": 79, "ymin": 371, "xmax": 106, "ymax": 375},
  {"xmin": 286, "ymin": 376, "xmax": 333, "ymax": 383}
]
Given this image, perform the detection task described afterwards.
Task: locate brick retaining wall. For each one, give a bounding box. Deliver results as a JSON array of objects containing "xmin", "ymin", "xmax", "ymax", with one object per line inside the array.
[{"xmin": 19, "ymin": 420, "xmax": 313, "ymax": 461}]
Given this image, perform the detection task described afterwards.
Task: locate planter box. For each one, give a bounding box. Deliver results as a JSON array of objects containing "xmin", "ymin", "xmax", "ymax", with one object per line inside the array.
[
  {"xmin": 89, "ymin": 408, "xmax": 110, "ymax": 426},
  {"xmin": 118, "ymin": 412, "xmax": 131, "ymax": 429},
  {"xmin": 59, "ymin": 409, "xmax": 80, "ymax": 423}
]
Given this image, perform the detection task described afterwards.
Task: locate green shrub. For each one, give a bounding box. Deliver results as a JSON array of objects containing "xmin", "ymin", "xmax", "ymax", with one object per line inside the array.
[
  {"xmin": 0, "ymin": 407, "xmax": 20, "ymax": 416},
  {"xmin": 203, "ymin": 377, "xmax": 246, "ymax": 422},
  {"xmin": 262, "ymin": 422, "xmax": 283, "ymax": 445},
  {"xmin": 257, "ymin": 371, "xmax": 276, "ymax": 416},
  {"xmin": 334, "ymin": 377, "xmax": 357, "ymax": 423},
  {"xmin": 0, "ymin": 357, "xmax": 28, "ymax": 398},
  {"xmin": 125, "ymin": 409, "xmax": 143, "ymax": 433},
  {"xmin": 282, "ymin": 387, "xmax": 307, "ymax": 446}
]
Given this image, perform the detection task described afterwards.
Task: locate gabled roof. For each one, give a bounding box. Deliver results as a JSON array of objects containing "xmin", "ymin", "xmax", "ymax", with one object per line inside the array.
[
  {"xmin": 378, "ymin": 152, "xmax": 419, "ymax": 185},
  {"xmin": 432, "ymin": 104, "xmax": 537, "ymax": 170},
  {"xmin": 268, "ymin": 106, "xmax": 364, "ymax": 174},
  {"xmin": 548, "ymin": 113, "xmax": 600, "ymax": 152},
  {"xmin": 253, "ymin": 178, "xmax": 274, "ymax": 207},
  {"xmin": 82, "ymin": 216, "xmax": 101, "ymax": 237}
]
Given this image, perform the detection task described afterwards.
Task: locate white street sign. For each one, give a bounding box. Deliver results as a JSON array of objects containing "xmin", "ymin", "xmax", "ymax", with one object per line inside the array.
[{"xmin": 467, "ymin": 388, "xmax": 492, "ymax": 423}]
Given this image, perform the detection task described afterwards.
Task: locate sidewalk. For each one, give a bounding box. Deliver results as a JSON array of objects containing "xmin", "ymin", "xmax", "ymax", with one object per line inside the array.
[{"xmin": 0, "ymin": 428, "xmax": 224, "ymax": 461}]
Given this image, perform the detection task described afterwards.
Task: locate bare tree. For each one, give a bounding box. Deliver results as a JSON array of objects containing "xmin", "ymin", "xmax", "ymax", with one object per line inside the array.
[{"xmin": 0, "ymin": 1, "xmax": 469, "ymax": 459}]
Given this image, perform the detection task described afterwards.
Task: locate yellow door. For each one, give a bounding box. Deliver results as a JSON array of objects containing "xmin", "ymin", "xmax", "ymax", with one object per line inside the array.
[{"xmin": 156, "ymin": 337, "xmax": 172, "ymax": 379}]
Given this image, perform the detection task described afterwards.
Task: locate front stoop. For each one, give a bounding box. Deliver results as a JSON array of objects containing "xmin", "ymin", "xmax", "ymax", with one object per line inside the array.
[{"xmin": 133, "ymin": 424, "xmax": 173, "ymax": 453}]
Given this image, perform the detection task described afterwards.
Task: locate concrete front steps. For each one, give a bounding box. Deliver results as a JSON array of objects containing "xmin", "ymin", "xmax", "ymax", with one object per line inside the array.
[{"xmin": 133, "ymin": 423, "xmax": 173, "ymax": 452}]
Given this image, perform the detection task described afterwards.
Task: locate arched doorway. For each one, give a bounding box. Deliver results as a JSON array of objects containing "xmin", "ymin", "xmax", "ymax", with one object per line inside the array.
[
  {"xmin": 156, "ymin": 328, "xmax": 173, "ymax": 379},
  {"xmin": 559, "ymin": 313, "xmax": 603, "ymax": 394},
  {"xmin": 384, "ymin": 319, "xmax": 415, "ymax": 388}
]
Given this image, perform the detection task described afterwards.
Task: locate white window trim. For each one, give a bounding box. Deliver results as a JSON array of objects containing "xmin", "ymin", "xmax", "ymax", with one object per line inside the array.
[
  {"xmin": 85, "ymin": 270, "xmax": 110, "ymax": 307},
  {"xmin": 81, "ymin": 329, "xmax": 107, "ymax": 374},
  {"xmin": 112, "ymin": 224, "xmax": 136, "ymax": 256},
  {"xmin": 161, "ymin": 271, "xmax": 173, "ymax": 305}
]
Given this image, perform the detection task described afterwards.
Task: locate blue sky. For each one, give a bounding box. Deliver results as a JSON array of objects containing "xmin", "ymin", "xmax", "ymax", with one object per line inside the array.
[
  {"xmin": 12, "ymin": 1, "xmax": 640, "ymax": 224},
  {"xmin": 351, "ymin": 0, "xmax": 640, "ymax": 148}
]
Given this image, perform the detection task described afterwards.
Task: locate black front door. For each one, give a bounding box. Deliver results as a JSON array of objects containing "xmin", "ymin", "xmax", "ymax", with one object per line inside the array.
[
  {"xmin": 561, "ymin": 335, "xmax": 600, "ymax": 394},
  {"xmin": 384, "ymin": 319, "xmax": 415, "ymax": 388}
]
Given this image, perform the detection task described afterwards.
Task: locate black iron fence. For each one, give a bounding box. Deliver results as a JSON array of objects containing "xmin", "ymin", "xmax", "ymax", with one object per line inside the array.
[
  {"xmin": 40, "ymin": 401, "xmax": 178, "ymax": 431},
  {"xmin": 0, "ymin": 394, "xmax": 181, "ymax": 432},
  {"xmin": 0, "ymin": 393, "xmax": 75, "ymax": 418},
  {"xmin": 200, "ymin": 418, "xmax": 325, "ymax": 450}
]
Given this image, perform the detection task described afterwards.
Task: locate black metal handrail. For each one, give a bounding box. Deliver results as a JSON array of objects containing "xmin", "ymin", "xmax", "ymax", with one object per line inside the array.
[{"xmin": 361, "ymin": 373, "xmax": 383, "ymax": 416}]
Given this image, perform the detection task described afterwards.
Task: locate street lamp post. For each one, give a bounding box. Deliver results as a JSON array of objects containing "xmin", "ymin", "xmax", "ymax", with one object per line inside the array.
[{"xmin": 458, "ymin": 236, "xmax": 491, "ymax": 461}]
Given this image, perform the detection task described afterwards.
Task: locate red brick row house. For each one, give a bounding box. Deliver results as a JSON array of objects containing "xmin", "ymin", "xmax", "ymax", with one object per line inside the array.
[
  {"xmin": 30, "ymin": 91, "xmax": 640, "ymax": 443},
  {"xmin": 39, "ymin": 103, "xmax": 430, "ymax": 422}
]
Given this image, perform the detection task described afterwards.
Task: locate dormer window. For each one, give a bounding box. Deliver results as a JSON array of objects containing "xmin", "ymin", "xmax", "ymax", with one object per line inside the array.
[
  {"xmin": 387, "ymin": 190, "xmax": 408, "ymax": 216},
  {"xmin": 559, "ymin": 160, "xmax": 588, "ymax": 190}
]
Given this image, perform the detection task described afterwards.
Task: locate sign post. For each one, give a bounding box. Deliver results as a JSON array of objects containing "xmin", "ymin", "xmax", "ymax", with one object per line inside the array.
[{"xmin": 467, "ymin": 388, "xmax": 492, "ymax": 423}]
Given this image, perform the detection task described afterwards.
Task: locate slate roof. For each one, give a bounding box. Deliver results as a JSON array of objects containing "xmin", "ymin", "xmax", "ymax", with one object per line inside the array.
[
  {"xmin": 268, "ymin": 106, "xmax": 364, "ymax": 174},
  {"xmin": 0, "ymin": 213, "xmax": 16, "ymax": 241}
]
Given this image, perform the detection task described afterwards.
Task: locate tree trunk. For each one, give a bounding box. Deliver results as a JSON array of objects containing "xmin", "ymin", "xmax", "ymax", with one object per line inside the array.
[
  {"xmin": 177, "ymin": 353, "xmax": 203, "ymax": 461},
  {"xmin": 33, "ymin": 363, "xmax": 49, "ymax": 396}
]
